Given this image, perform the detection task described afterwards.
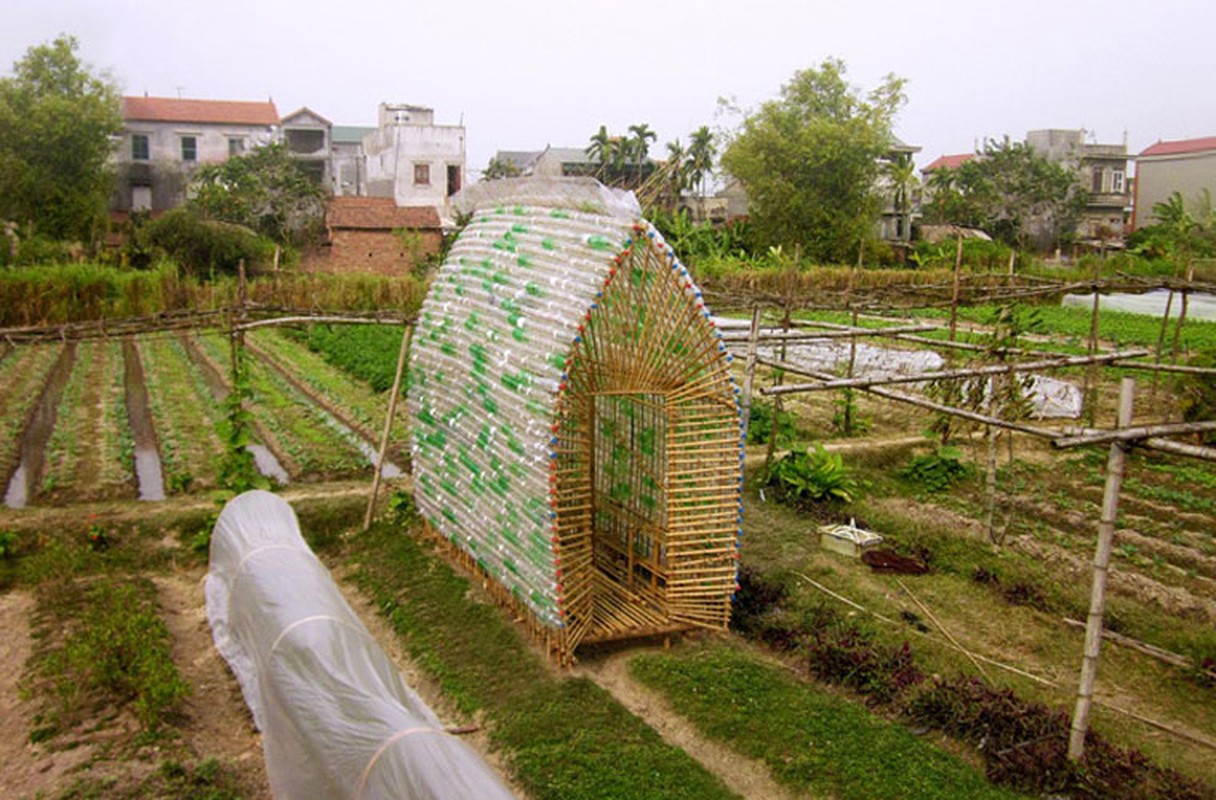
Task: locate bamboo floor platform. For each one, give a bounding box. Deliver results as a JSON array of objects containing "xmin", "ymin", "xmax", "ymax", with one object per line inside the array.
[{"xmin": 582, "ymin": 570, "xmax": 691, "ymax": 645}]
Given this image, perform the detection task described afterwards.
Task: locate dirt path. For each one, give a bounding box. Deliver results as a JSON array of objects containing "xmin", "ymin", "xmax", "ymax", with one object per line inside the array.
[
  {"xmin": 154, "ymin": 571, "xmax": 270, "ymax": 798},
  {"xmin": 578, "ymin": 648, "xmax": 805, "ymax": 800}
]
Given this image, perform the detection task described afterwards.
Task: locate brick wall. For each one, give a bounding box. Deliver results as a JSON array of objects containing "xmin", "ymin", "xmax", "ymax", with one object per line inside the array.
[{"xmin": 315, "ymin": 229, "xmax": 443, "ymax": 276}]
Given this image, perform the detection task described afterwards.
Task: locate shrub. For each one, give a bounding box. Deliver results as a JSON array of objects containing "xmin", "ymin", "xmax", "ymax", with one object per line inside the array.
[
  {"xmin": 747, "ymin": 399, "xmax": 796, "ymax": 447},
  {"xmin": 729, "ymin": 564, "xmax": 788, "ymax": 636},
  {"xmin": 141, "ymin": 208, "xmax": 274, "ymax": 277},
  {"xmin": 900, "ymin": 445, "xmax": 972, "ymax": 492},
  {"xmin": 805, "ymin": 614, "xmax": 923, "ymax": 704},
  {"xmin": 763, "ymin": 443, "xmax": 860, "ymax": 507}
]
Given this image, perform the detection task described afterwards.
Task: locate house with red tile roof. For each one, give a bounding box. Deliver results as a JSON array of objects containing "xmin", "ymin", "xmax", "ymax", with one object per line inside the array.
[
  {"xmin": 921, "ymin": 153, "xmax": 976, "ymax": 175},
  {"xmin": 1132, "ymin": 136, "xmax": 1216, "ymax": 230},
  {"xmin": 114, "ymin": 96, "xmax": 280, "ymax": 214}
]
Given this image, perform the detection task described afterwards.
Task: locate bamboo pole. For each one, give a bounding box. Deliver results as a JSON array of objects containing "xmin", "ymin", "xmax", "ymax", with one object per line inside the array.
[
  {"xmin": 765, "ymin": 305, "xmax": 790, "ymax": 469},
  {"xmin": 984, "ymin": 376, "xmax": 1000, "ymax": 544},
  {"xmin": 1051, "ymin": 418, "xmax": 1216, "ymax": 449},
  {"xmin": 1083, "ymin": 273, "xmax": 1102, "ymax": 427},
  {"xmin": 897, "ymin": 579, "xmax": 990, "ymax": 679},
  {"xmin": 758, "ymin": 358, "xmax": 1059, "ymax": 439},
  {"xmin": 739, "ymin": 306, "xmax": 762, "ymax": 442},
  {"xmin": 1141, "ymin": 437, "xmax": 1216, "ymax": 462},
  {"xmin": 1069, "ymin": 377, "xmax": 1134, "ymax": 762},
  {"xmin": 843, "ymin": 307, "xmax": 859, "ymax": 435},
  {"xmin": 763, "ymin": 350, "xmax": 1149, "ymax": 394},
  {"xmin": 949, "ymin": 234, "xmax": 963, "ymax": 343},
  {"xmin": 363, "ymin": 323, "xmax": 412, "ymax": 532},
  {"xmin": 718, "ymin": 323, "xmax": 938, "ymax": 342}
]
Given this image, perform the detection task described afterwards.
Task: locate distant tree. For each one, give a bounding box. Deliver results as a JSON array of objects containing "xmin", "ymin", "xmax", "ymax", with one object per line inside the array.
[
  {"xmin": 721, "ymin": 59, "xmax": 905, "ymax": 263},
  {"xmin": 627, "ymin": 122, "xmax": 657, "ymax": 169},
  {"xmin": 482, "ymin": 156, "xmax": 521, "ymax": 181},
  {"xmin": 885, "ymin": 151, "xmax": 918, "ymax": 240},
  {"xmin": 188, "ymin": 142, "xmax": 326, "ymax": 247},
  {"xmin": 0, "ymin": 35, "xmax": 122, "ymax": 242},
  {"xmin": 926, "ymin": 139, "xmax": 1085, "ymax": 251},
  {"xmin": 586, "ymin": 125, "xmax": 612, "ymax": 165},
  {"xmin": 687, "ymin": 126, "xmax": 717, "ymax": 203}
]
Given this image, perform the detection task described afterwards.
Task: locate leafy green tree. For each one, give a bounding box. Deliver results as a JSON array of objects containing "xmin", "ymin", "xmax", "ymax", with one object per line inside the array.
[
  {"xmin": 627, "ymin": 122, "xmax": 656, "ymax": 169},
  {"xmin": 188, "ymin": 142, "xmax": 325, "ymax": 246},
  {"xmin": 482, "ymin": 155, "xmax": 521, "ymax": 181},
  {"xmin": 687, "ymin": 125, "xmax": 716, "ymax": 202},
  {"xmin": 721, "ymin": 59, "xmax": 905, "ymax": 263},
  {"xmin": 0, "ymin": 35, "xmax": 122, "ymax": 242},
  {"xmin": 926, "ymin": 139, "xmax": 1084, "ymax": 251}
]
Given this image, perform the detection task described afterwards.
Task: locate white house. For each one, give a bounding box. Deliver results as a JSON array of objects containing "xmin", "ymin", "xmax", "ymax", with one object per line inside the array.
[{"xmin": 362, "ymin": 103, "xmax": 465, "ymax": 212}]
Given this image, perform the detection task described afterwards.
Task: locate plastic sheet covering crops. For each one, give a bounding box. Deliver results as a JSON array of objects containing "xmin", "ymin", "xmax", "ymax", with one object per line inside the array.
[{"xmin": 205, "ymin": 490, "xmax": 515, "ymax": 800}]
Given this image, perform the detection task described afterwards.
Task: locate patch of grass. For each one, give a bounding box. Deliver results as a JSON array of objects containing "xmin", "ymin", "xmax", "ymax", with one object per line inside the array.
[
  {"xmin": 349, "ymin": 519, "xmax": 737, "ymax": 800},
  {"xmin": 51, "ymin": 757, "xmax": 245, "ymax": 800},
  {"xmin": 631, "ymin": 642, "xmax": 1024, "ymax": 800}
]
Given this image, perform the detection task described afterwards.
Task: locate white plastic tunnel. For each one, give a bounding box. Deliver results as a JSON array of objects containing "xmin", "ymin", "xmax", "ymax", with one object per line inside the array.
[{"xmin": 205, "ymin": 490, "xmax": 515, "ymax": 800}]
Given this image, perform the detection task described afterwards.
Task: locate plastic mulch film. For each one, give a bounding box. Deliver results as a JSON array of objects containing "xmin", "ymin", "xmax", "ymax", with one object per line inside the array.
[{"xmin": 205, "ymin": 490, "xmax": 514, "ymax": 800}]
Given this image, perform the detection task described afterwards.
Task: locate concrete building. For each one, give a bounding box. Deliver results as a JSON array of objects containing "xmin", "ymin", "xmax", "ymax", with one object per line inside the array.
[
  {"xmin": 332, "ymin": 125, "xmax": 375, "ymax": 197},
  {"xmin": 280, "ymin": 107, "xmax": 332, "ymax": 187},
  {"xmin": 877, "ymin": 137, "xmax": 922, "ymax": 242},
  {"xmin": 1026, "ymin": 129, "xmax": 1130, "ymax": 241},
  {"xmin": 114, "ymin": 96, "xmax": 279, "ymax": 213},
  {"xmin": 363, "ymin": 103, "xmax": 465, "ymax": 211},
  {"xmin": 1132, "ymin": 136, "xmax": 1216, "ymax": 229}
]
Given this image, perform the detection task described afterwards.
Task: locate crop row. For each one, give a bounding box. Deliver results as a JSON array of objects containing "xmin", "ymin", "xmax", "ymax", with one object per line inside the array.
[
  {"xmin": 139, "ymin": 335, "xmax": 227, "ymax": 494},
  {"xmin": 195, "ymin": 333, "xmax": 369, "ymax": 480},
  {"xmin": 288, "ymin": 324, "xmax": 410, "ymax": 394},
  {"xmin": 247, "ymin": 329, "xmax": 409, "ymax": 454},
  {"xmin": 40, "ymin": 340, "xmax": 135, "ymax": 502},
  {"xmin": 0, "ymin": 345, "xmax": 62, "ymax": 487}
]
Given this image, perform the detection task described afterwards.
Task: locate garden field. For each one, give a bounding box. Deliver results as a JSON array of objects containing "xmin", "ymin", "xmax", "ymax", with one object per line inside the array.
[{"xmin": 1, "ymin": 303, "xmax": 1214, "ymax": 799}]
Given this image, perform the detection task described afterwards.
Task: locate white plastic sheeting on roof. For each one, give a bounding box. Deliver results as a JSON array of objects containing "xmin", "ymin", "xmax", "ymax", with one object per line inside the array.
[{"xmin": 205, "ymin": 490, "xmax": 514, "ymax": 800}]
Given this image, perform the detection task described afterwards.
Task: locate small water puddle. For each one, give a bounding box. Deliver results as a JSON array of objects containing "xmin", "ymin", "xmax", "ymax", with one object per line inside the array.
[
  {"xmin": 315, "ymin": 407, "xmax": 402, "ymax": 478},
  {"xmin": 180, "ymin": 334, "xmax": 290, "ymax": 485},
  {"xmin": 4, "ymin": 344, "xmax": 76, "ymax": 509}
]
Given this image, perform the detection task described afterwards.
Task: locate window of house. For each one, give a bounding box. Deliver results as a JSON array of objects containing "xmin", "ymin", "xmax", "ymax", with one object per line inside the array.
[
  {"xmin": 446, "ymin": 164, "xmax": 462, "ymax": 197},
  {"xmin": 414, "ymin": 163, "xmax": 430, "ymax": 185},
  {"xmin": 131, "ymin": 134, "xmax": 149, "ymax": 161},
  {"xmin": 181, "ymin": 136, "xmax": 198, "ymax": 162},
  {"xmin": 1110, "ymin": 170, "xmax": 1126, "ymax": 194},
  {"xmin": 1092, "ymin": 167, "xmax": 1105, "ymax": 193},
  {"xmin": 228, "ymin": 137, "xmax": 246, "ymax": 157}
]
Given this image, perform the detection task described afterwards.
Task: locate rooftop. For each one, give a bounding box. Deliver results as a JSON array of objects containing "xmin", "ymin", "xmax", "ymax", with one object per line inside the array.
[
  {"xmin": 326, "ymin": 197, "xmax": 442, "ymax": 230},
  {"xmin": 122, "ymin": 96, "xmax": 280, "ymax": 126},
  {"xmin": 922, "ymin": 153, "xmax": 975, "ymax": 172},
  {"xmin": 1139, "ymin": 136, "xmax": 1216, "ymax": 158}
]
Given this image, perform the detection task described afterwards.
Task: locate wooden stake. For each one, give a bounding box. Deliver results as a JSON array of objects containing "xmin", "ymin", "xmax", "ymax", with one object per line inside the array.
[
  {"xmin": 1068, "ymin": 377, "xmax": 1134, "ymax": 761},
  {"xmin": 363, "ymin": 323, "xmax": 412, "ymax": 531},
  {"xmin": 984, "ymin": 376, "xmax": 999, "ymax": 544},
  {"xmin": 740, "ymin": 306, "xmax": 762, "ymax": 442},
  {"xmin": 949, "ymin": 234, "xmax": 963, "ymax": 343}
]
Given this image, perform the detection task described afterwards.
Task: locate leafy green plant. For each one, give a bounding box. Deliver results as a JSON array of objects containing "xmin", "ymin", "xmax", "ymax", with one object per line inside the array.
[
  {"xmin": 747, "ymin": 399, "xmax": 796, "ymax": 447},
  {"xmin": 831, "ymin": 387, "xmax": 870, "ymax": 436},
  {"xmin": 900, "ymin": 446, "xmax": 972, "ymax": 492},
  {"xmin": 764, "ymin": 443, "xmax": 860, "ymax": 506},
  {"xmin": 30, "ymin": 577, "xmax": 191, "ymax": 734},
  {"xmin": 0, "ymin": 529, "xmax": 17, "ymax": 559}
]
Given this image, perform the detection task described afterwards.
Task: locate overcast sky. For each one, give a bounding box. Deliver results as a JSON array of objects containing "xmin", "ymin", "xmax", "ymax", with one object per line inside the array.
[{"xmin": 4, "ymin": 0, "xmax": 1214, "ymax": 177}]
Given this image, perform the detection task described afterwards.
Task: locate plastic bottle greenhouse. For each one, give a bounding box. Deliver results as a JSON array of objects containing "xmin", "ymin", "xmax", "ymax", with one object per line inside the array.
[{"xmin": 407, "ymin": 179, "xmax": 744, "ymax": 663}]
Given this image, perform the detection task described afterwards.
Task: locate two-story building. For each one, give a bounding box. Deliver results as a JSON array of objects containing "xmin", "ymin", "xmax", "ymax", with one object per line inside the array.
[
  {"xmin": 1132, "ymin": 136, "xmax": 1216, "ymax": 229},
  {"xmin": 1026, "ymin": 129, "xmax": 1130, "ymax": 241},
  {"xmin": 114, "ymin": 96, "xmax": 280, "ymax": 214},
  {"xmin": 363, "ymin": 103, "xmax": 465, "ymax": 210}
]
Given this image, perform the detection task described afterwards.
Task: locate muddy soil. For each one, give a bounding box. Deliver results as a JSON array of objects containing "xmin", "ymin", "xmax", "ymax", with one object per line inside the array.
[
  {"xmin": 3, "ymin": 344, "xmax": 74, "ymax": 509},
  {"xmin": 122, "ymin": 339, "xmax": 165, "ymax": 502}
]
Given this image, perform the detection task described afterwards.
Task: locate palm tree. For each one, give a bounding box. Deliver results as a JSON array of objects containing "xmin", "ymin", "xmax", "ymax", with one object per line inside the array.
[
  {"xmin": 885, "ymin": 153, "xmax": 918, "ymax": 240},
  {"xmin": 586, "ymin": 125, "xmax": 612, "ymax": 166},
  {"xmin": 628, "ymin": 123, "xmax": 657, "ymax": 171},
  {"xmin": 687, "ymin": 126, "xmax": 716, "ymax": 202}
]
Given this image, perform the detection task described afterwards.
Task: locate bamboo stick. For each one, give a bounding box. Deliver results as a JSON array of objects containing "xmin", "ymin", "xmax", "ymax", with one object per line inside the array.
[
  {"xmin": 897, "ymin": 578, "xmax": 990, "ymax": 679},
  {"xmin": 1069, "ymin": 377, "xmax": 1134, "ymax": 762},
  {"xmin": 364, "ymin": 323, "xmax": 412, "ymax": 531}
]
